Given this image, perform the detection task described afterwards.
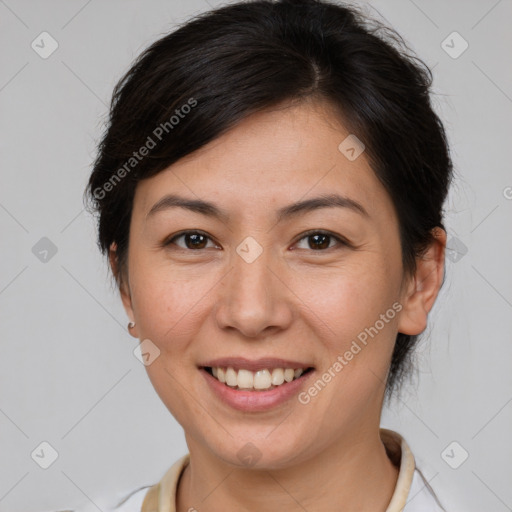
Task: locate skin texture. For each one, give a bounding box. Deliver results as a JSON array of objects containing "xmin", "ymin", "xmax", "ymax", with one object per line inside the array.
[{"xmin": 110, "ymin": 99, "xmax": 446, "ymax": 511}]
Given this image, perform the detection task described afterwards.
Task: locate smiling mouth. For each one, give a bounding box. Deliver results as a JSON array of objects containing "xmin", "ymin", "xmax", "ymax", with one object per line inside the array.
[{"xmin": 202, "ymin": 366, "xmax": 315, "ymax": 391}]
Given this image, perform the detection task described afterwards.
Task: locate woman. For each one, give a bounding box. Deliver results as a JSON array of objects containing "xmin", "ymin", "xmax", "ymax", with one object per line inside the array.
[{"xmin": 83, "ymin": 0, "xmax": 452, "ymax": 510}]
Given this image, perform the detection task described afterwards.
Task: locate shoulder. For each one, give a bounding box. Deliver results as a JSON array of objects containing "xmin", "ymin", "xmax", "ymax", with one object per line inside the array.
[
  {"xmin": 380, "ymin": 429, "xmax": 447, "ymax": 512},
  {"xmin": 71, "ymin": 485, "xmax": 151, "ymax": 512},
  {"xmin": 69, "ymin": 455, "xmax": 190, "ymax": 512},
  {"xmin": 109, "ymin": 486, "xmax": 152, "ymax": 511},
  {"xmin": 403, "ymin": 468, "xmax": 447, "ymax": 512}
]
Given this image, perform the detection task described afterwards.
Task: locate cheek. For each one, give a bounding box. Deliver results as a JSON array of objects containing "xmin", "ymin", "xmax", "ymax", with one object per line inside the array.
[
  {"xmin": 292, "ymin": 270, "xmax": 401, "ymax": 426},
  {"xmin": 299, "ymin": 261, "xmax": 400, "ymax": 338},
  {"xmin": 292, "ymin": 255, "xmax": 402, "ymax": 395},
  {"xmin": 129, "ymin": 259, "xmax": 214, "ymax": 352},
  {"xmin": 129, "ymin": 262, "xmax": 214, "ymax": 426}
]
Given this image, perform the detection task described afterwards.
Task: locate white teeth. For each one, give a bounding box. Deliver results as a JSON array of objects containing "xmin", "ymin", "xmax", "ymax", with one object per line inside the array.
[
  {"xmin": 271, "ymin": 368, "xmax": 285, "ymax": 385},
  {"xmin": 254, "ymin": 369, "xmax": 272, "ymax": 389},
  {"xmin": 237, "ymin": 369, "xmax": 254, "ymax": 389},
  {"xmin": 208, "ymin": 366, "xmax": 309, "ymax": 390},
  {"xmin": 284, "ymin": 368, "xmax": 295, "ymax": 382},
  {"xmin": 225, "ymin": 367, "xmax": 238, "ymax": 387}
]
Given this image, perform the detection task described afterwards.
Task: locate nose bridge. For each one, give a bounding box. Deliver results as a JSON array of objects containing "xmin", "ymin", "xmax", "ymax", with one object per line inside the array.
[
  {"xmin": 215, "ymin": 237, "xmax": 289, "ymax": 337},
  {"xmin": 230, "ymin": 237, "xmax": 273, "ymax": 308}
]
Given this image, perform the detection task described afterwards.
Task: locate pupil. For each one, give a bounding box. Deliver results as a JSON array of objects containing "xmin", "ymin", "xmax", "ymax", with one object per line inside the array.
[
  {"xmin": 187, "ymin": 233, "xmax": 206, "ymax": 249},
  {"xmin": 310, "ymin": 234, "xmax": 329, "ymax": 250}
]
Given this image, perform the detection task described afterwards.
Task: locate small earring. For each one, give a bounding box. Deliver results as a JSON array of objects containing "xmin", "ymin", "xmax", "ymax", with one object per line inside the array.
[{"xmin": 128, "ymin": 321, "xmax": 136, "ymax": 330}]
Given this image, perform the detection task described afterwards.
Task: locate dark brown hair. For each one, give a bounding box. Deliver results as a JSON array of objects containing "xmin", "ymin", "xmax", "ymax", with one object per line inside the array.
[{"xmin": 84, "ymin": 0, "xmax": 453, "ymax": 399}]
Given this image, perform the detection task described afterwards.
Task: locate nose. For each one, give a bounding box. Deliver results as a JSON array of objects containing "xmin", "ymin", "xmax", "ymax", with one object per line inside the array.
[{"xmin": 214, "ymin": 244, "xmax": 293, "ymax": 339}]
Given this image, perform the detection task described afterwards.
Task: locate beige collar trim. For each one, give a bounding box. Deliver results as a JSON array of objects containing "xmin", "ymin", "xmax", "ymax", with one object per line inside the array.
[
  {"xmin": 382, "ymin": 428, "xmax": 416, "ymax": 511},
  {"xmin": 142, "ymin": 428, "xmax": 416, "ymax": 512}
]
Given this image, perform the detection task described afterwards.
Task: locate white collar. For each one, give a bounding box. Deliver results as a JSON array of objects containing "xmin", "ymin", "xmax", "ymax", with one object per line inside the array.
[{"xmin": 141, "ymin": 428, "xmax": 421, "ymax": 512}]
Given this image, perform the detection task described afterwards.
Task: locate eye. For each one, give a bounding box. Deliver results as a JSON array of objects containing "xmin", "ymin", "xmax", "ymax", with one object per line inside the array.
[
  {"xmin": 164, "ymin": 230, "xmax": 218, "ymax": 251},
  {"xmin": 293, "ymin": 230, "xmax": 348, "ymax": 251},
  {"xmin": 163, "ymin": 229, "xmax": 349, "ymax": 252}
]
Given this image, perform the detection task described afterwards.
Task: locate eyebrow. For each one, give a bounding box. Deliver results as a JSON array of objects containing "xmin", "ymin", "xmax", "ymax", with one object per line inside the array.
[{"xmin": 146, "ymin": 193, "xmax": 369, "ymax": 223}]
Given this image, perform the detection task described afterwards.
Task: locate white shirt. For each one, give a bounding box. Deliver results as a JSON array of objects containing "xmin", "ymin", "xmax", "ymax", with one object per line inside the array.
[{"xmin": 73, "ymin": 429, "xmax": 447, "ymax": 512}]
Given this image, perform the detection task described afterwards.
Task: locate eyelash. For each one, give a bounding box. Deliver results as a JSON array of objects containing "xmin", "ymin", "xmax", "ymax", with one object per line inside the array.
[{"xmin": 162, "ymin": 229, "xmax": 350, "ymax": 252}]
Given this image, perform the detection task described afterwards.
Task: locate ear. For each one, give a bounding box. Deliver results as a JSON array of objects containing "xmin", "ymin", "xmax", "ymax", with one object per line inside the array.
[
  {"xmin": 397, "ymin": 227, "xmax": 446, "ymax": 336},
  {"xmin": 109, "ymin": 242, "xmax": 138, "ymax": 338}
]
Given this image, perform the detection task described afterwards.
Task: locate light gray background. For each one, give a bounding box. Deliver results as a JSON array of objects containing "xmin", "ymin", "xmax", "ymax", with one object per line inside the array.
[{"xmin": 0, "ymin": 0, "xmax": 511, "ymax": 511}]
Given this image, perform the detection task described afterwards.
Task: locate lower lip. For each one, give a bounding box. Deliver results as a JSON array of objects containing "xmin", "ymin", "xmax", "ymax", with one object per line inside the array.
[{"xmin": 200, "ymin": 368, "xmax": 315, "ymax": 412}]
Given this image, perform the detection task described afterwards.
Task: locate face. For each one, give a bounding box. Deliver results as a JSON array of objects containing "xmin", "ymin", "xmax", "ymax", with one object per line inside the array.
[{"xmin": 115, "ymin": 100, "xmax": 438, "ymax": 469}]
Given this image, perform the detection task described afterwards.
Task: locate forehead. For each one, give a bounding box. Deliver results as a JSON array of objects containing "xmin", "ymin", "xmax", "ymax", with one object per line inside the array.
[{"xmin": 134, "ymin": 100, "xmax": 393, "ymax": 222}]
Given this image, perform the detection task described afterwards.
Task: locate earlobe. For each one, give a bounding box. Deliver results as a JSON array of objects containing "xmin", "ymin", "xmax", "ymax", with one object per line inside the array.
[
  {"xmin": 109, "ymin": 242, "xmax": 138, "ymax": 338},
  {"xmin": 397, "ymin": 228, "xmax": 446, "ymax": 336}
]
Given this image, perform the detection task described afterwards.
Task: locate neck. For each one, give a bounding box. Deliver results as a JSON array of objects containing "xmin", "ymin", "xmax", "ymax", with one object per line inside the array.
[{"xmin": 176, "ymin": 427, "xmax": 399, "ymax": 512}]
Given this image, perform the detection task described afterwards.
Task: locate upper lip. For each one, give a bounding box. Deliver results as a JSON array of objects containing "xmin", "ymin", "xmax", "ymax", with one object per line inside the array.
[{"xmin": 199, "ymin": 357, "xmax": 314, "ymax": 372}]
